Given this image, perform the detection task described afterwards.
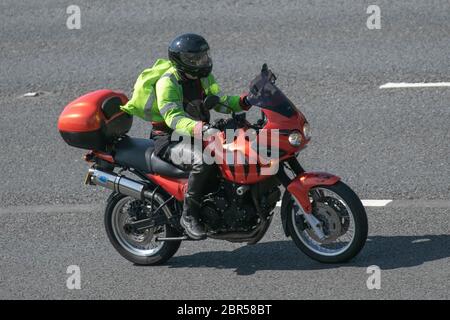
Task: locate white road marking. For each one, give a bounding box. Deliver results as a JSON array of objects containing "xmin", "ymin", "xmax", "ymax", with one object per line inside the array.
[
  {"xmin": 0, "ymin": 204, "xmax": 101, "ymax": 215},
  {"xmin": 361, "ymin": 199, "xmax": 392, "ymax": 207},
  {"xmin": 380, "ymin": 82, "xmax": 450, "ymax": 89},
  {"xmin": 383, "ymin": 200, "xmax": 450, "ymax": 208},
  {"xmin": 275, "ymin": 199, "xmax": 392, "ymax": 207},
  {"xmin": 1, "ymin": 199, "xmax": 449, "ymax": 215}
]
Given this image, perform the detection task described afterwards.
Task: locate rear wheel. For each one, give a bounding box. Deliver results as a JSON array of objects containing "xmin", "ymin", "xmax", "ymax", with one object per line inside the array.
[
  {"xmin": 104, "ymin": 192, "xmax": 181, "ymax": 265},
  {"xmin": 286, "ymin": 181, "xmax": 368, "ymax": 263}
]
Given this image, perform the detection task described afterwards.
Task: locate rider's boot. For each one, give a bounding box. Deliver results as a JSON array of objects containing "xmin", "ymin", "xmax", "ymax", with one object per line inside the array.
[
  {"xmin": 176, "ymin": 143, "xmax": 215, "ymax": 240},
  {"xmin": 180, "ymin": 194, "xmax": 206, "ymax": 240}
]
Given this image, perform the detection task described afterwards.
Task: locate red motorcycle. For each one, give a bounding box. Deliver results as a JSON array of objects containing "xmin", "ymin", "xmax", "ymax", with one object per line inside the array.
[{"xmin": 58, "ymin": 64, "xmax": 368, "ymax": 265}]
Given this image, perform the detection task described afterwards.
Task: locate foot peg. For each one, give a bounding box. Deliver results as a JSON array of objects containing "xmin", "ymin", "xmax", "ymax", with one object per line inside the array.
[{"xmin": 155, "ymin": 236, "xmax": 189, "ymax": 241}]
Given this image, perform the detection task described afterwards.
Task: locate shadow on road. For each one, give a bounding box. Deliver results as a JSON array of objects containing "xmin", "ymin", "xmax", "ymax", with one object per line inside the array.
[{"xmin": 166, "ymin": 235, "xmax": 450, "ymax": 275}]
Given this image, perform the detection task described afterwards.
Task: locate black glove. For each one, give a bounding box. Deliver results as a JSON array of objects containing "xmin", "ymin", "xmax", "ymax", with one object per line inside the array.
[
  {"xmin": 243, "ymin": 95, "xmax": 251, "ymax": 107},
  {"xmin": 239, "ymin": 93, "xmax": 252, "ymax": 110},
  {"xmin": 210, "ymin": 118, "xmax": 227, "ymax": 131}
]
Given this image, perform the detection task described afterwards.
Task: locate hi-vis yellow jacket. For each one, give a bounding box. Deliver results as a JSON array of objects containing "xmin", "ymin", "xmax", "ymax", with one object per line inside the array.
[{"xmin": 121, "ymin": 59, "xmax": 245, "ymax": 136}]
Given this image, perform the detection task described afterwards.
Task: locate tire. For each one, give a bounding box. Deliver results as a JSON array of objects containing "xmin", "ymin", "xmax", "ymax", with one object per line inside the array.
[
  {"xmin": 104, "ymin": 192, "xmax": 181, "ymax": 265},
  {"xmin": 286, "ymin": 181, "xmax": 368, "ymax": 263}
]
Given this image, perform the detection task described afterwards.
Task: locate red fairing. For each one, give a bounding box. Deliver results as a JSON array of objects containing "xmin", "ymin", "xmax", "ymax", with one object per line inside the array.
[
  {"xmin": 287, "ymin": 172, "xmax": 340, "ymax": 213},
  {"xmin": 262, "ymin": 109, "xmax": 310, "ymax": 154},
  {"xmin": 205, "ymin": 108, "xmax": 310, "ymax": 185},
  {"xmin": 209, "ymin": 128, "xmax": 268, "ymax": 184},
  {"xmin": 147, "ymin": 175, "xmax": 188, "ymax": 201},
  {"xmin": 263, "ymin": 109, "xmax": 305, "ymax": 130}
]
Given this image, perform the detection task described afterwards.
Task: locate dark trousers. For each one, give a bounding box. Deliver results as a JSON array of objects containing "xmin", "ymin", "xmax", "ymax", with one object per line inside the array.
[{"xmin": 159, "ymin": 140, "xmax": 217, "ymax": 202}]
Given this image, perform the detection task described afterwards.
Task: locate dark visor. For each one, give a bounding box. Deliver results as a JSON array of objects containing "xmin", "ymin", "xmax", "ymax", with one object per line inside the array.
[{"xmin": 180, "ymin": 50, "xmax": 212, "ymax": 67}]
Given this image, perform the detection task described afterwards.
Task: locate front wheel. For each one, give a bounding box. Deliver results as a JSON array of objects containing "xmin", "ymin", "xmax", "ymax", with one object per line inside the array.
[
  {"xmin": 104, "ymin": 192, "xmax": 181, "ymax": 265},
  {"xmin": 286, "ymin": 181, "xmax": 368, "ymax": 263}
]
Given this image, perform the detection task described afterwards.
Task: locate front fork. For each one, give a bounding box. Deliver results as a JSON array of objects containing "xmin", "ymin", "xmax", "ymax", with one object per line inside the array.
[{"xmin": 277, "ymin": 157, "xmax": 340, "ymax": 237}]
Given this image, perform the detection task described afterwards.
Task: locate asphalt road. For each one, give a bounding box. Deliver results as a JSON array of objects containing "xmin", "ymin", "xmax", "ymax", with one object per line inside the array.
[{"xmin": 0, "ymin": 0, "xmax": 449, "ymax": 299}]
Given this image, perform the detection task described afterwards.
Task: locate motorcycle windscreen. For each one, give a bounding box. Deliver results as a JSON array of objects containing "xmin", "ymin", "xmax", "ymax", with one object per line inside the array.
[{"xmin": 246, "ymin": 68, "xmax": 298, "ymax": 118}]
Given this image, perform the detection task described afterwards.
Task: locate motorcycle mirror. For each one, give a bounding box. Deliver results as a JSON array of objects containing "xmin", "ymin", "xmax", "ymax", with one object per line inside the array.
[
  {"xmin": 261, "ymin": 63, "xmax": 268, "ymax": 73},
  {"xmin": 203, "ymin": 95, "xmax": 220, "ymax": 110},
  {"xmin": 261, "ymin": 63, "xmax": 276, "ymax": 82}
]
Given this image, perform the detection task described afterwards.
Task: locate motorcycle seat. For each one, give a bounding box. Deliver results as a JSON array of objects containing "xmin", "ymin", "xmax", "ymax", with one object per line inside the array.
[{"xmin": 114, "ymin": 136, "xmax": 189, "ymax": 179}]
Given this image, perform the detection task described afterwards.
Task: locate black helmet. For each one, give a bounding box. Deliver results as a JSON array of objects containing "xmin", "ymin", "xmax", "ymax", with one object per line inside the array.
[{"xmin": 168, "ymin": 33, "xmax": 212, "ymax": 78}]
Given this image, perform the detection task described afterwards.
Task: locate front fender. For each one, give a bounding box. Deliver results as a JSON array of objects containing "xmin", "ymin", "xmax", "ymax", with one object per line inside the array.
[{"xmin": 280, "ymin": 172, "xmax": 340, "ymax": 237}]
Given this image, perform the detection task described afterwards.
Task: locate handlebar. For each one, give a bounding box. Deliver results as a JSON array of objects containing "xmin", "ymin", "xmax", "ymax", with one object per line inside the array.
[
  {"xmin": 212, "ymin": 112, "xmax": 260, "ymax": 132},
  {"xmin": 208, "ymin": 98, "xmax": 261, "ymax": 132}
]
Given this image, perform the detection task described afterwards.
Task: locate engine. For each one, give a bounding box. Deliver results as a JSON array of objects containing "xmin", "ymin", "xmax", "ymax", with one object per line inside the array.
[{"xmin": 200, "ymin": 178, "xmax": 280, "ymax": 233}]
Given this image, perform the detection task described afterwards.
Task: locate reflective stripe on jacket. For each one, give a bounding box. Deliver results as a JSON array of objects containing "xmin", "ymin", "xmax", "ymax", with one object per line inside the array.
[{"xmin": 152, "ymin": 65, "xmax": 242, "ymax": 136}]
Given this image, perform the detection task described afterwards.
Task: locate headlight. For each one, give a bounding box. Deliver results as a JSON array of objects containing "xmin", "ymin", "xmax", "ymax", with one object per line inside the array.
[
  {"xmin": 288, "ymin": 131, "xmax": 302, "ymax": 147},
  {"xmin": 303, "ymin": 122, "xmax": 312, "ymax": 140}
]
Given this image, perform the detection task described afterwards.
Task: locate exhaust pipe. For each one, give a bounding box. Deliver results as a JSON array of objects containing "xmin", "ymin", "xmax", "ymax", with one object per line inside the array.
[{"xmin": 87, "ymin": 168, "xmax": 147, "ymax": 200}]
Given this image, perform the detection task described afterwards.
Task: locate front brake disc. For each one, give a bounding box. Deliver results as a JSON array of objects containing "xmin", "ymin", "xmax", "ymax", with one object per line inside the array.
[{"xmin": 306, "ymin": 201, "xmax": 342, "ymax": 243}]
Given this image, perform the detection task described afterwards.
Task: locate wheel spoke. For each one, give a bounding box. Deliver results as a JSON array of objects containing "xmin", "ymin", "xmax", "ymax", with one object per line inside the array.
[
  {"xmin": 111, "ymin": 197, "xmax": 168, "ymax": 257},
  {"xmin": 291, "ymin": 187, "xmax": 357, "ymax": 257}
]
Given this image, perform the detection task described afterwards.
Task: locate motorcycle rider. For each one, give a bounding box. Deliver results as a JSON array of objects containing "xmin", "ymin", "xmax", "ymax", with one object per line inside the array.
[{"xmin": 147, "ymin": 33, "xmax": 251, "ymax": 239}]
